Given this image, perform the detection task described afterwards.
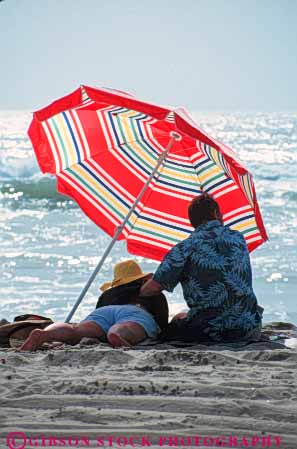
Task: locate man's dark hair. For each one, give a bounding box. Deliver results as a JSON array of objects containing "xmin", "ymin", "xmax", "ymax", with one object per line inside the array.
[{"xmin": 188, "ymin": 193, "xmax": 223, "ymax": 228}]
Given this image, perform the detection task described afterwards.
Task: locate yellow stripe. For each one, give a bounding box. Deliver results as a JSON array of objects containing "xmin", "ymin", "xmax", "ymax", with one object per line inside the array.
[
  {"xmin": 120, "ymin": 114, "xmax": 198, "ymax": 182},
  {"xmin": 72, "ymin": 165, "xmax": 129, "ymax": 216},
  {"xmin": 242, "ymin": 175, "xmax": 253, "ymax": 205},
  {"xmin": 55, "ymin": 114, "xmax": 77, "ymax": 165},
  {"xmin": 199, "ymin": 165, "xmax": 223, "ymax": 182},
  {"xmin": 232, "ymin": 218, "xmax": 257, "ymax": 231},
  {"xmin": 210, "ymin": 147, "xmax": 221, "ymax": 167},
  {"xmin": 136, "ymin": 219, "xmax": 187, "ymax": 240},
  {"xmin": 120, "ymin": 116, "xmax": 157, "ymax": 168},
  {"xmin": 160, "ymin": 165, "xmax": 199, "ymax": 182}
]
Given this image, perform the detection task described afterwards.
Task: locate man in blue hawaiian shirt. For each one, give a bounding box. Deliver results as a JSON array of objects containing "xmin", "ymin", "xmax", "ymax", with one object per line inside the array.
[{"xmin": 140, "ymin": 193, "xmax": 263, "ymax": 342}]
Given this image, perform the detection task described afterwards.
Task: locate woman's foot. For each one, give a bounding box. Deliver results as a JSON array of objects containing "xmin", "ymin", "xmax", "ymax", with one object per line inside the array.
[{"xmin": 19, "ymin": 329, "xmax": 45, "ymax": 351}]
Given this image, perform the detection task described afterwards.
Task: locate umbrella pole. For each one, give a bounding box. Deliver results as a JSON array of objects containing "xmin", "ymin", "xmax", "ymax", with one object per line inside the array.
[{"xmin": 65, "ymin": 133, "xmax": 180, "ymax": 323}]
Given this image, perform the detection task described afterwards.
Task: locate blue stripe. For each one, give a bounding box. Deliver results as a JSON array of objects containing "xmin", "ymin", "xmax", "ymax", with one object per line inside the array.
[
  {"xmin": 138, "ymin": 214, "xmax": 191, "ymax": 233},
  {"xmin": 246, "ymin": 174, "xmax": 253, "ymax": 202},
  {"xmin": 204, "ymin": 178, "xmax": 230, "ymax": 192},
  {"xmin": 194, "ymin": 158, "xmax": 212, "ymax": 170},
  {"xmin": 79, "ymin": 162, "xmax": 194, "ymax": 233},
  {"xmin": 128, "ymin": 208, "xmax": 193, "ymax": 234},
  {"xmin": 134, "ymin": 116, "xmax": 194, "ymax": 169},
  {"xmin": 109, "ymin": 110, "xmax": 195, "ymax": 170},
  {"xmin": 227, "ymin": 214, "xmax": 255, "ymax": 227},
  {"xmin": 62, "ymin": 112, "xmax": 81, "ymax": 163},
  {"xmin": 109, "ymin": 115, "xmax": 199, "ymax": 192},
  {"xmin": 79, "ymin": 162, "xmax": 131, "ymax": 210},
  {"xmin": 153, "ymin": 177, "xmax": 200, "ymax": 193},
  {"xmin": 108, "ymin": 111, "xmax": 201, "ymax": 193}
]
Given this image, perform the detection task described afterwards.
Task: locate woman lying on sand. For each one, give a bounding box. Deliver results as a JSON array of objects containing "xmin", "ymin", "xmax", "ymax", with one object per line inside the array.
[{"xmin": 20, "ymin": 260, "xmax": 169, "ymax": 351}]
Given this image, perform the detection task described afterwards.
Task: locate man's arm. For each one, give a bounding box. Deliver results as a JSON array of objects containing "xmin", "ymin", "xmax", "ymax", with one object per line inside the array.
[
  {"xmin": 140, "ymin": 278, "xmax": 163, "ymax": 297},
  {"xmin": 140, "ymin": 240, "xmax": 188, "ymax": 297}
]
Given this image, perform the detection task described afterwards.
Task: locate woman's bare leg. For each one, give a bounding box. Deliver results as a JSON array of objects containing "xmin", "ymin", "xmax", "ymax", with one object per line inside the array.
[
  {"xmin": 107, "ymin": 322, "xmax": 146, "ymax": 348},
  {"xmin": 20, "ymin": 321, "xmax": 105, "ymax": 351}
]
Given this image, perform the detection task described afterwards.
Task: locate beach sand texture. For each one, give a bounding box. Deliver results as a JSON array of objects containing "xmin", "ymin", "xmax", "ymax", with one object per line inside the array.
[{"xmin": 0, "ymin": 339, "xmax": 297, "ymax": 449}]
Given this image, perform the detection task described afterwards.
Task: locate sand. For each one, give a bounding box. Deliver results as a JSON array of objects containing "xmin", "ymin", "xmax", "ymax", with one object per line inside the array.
[{"xmin": 0, "ymin": 332, "xmax": 297, "ymax": 449}]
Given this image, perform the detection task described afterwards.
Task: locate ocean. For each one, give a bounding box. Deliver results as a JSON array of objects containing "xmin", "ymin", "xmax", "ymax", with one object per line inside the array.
[{"xmin": 1, "ymin": 110, "xmax": 296, "ymax": 324}]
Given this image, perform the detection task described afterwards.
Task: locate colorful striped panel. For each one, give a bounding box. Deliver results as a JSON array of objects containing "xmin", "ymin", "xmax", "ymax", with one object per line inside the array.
[{"xmin": 28, "ymin": 85, "xmax": 268, "ymax": 259}]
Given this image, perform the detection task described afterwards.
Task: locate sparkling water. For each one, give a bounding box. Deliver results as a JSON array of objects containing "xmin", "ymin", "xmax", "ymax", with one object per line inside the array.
[{"xmin": 1, "ymin": 111, "xmax": 296, "ymax": 324}]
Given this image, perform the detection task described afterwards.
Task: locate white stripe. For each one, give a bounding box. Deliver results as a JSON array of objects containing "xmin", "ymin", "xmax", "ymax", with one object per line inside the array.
[
  {"xmin": 231, "ymin": 222, "xmax": 257, "ymax": 233},
  {"xmin": 70, "ymin": 164, "xmax": 132, "ymax": 217},
  {"xmin": 142, "ymin": 206, "xmax": 190, "ymax": 224},
  {"xmin": 128, "ymin": 235, "xmax": 173, "ymax": 250},
  {"xmin": 130, "ymin": 228, "xmax": 181, "ymax": 246},
  {"xmin": 97, "ymin": 108, "xmax": 114, "ymax": 149},
  {"xmin": 242, "ymin": 229, "xmax": 260, "ymax": 238},
  {"xmin": 72, "ymin": 109, "xmax": 91, "ymax": 158},
  {"xmin": 202, "ymin": 175, "xmax": 232, "ymax": 191},
  {"xmin": 89, "ymin": 159, "xmax": 136, "ymax": 203},
  {"xmin": 223, "ymin": 205, "xmax": 252, "ymax": 220},
  {"xmin": 75, "ymin": 99, "xmax": 95, "ymax": 110},
  {"xmin": 98, "ymin": 108, "xmax": 148, "ymax": 183},
  {"xmin": 212, "ymin": 184, "xmax": 239, "ymax": 199},
  {"xmin": 149, "ymin": 182, "xmax": 197, "ymax": 201},
  {"xmin": 109, "ymin": 146, "xmax": 147, "ymax": 183},
  {"xmin": 47, "ymin": 118, "xmax": 67, "ymax": 169},
  {"xmin": 245, "ymin": 235, "xmax": 262, "ymax": 244},
  {"xmin": 64, "ymin": 111, "xmax": 85, "ymax": 163},
  {"xmin": 139, "ymin": 211, "xmax": 192, "ymax": 231},
  {"xmin": 224, "ymin": 210, "xmax": 255, "ymax": 226},
  {"xmin": 144, "ymin": 123, "xmax": 192, "ymax": 164},
  {"xmin": 191, "ymin": 154, "xmax": 211, "ymax": 167},
  {"xmin": 107, "ymin": 107, "xmax": 130, "ymax": 146},
  {"xmin": 41, "ymin": 121, "xmax": 61, "ymax": 172},
  {"xmin": 162, "ymin": 152, "xmax": 199, "ymax": 173},
  {"xmin": 81, "ymin": 162, "xmax": 145, "ymax": 225},
  {"xmin": 133, "ymin": 216, "xmax": 190, "ymax": 238},
  {"xmin": 119, "ymin": 118, "xmax": 160, "ymax": 170},
  {"xmin": 59, "ymin": 173, "xmax": 121, "ymax": 227}
]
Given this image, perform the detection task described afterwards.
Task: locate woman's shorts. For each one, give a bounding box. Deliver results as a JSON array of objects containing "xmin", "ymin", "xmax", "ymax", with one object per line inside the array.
[{"xmin": 81, "ymin": 304, "xmax": 161, "ymax": 338}]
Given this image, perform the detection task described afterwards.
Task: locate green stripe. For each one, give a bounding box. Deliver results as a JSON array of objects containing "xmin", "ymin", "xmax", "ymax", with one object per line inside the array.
[
  {"xmin": 51, "ymin": 117, "xmax": 70, "ymax": 166},
  {"xmin": 196, "ymin": 161, "xmax": 216, "ymax": 175},
  {"xmin": 158, "ymin": 172, "xmax": 199, "ymax": 187},
  {"xmin": 203, "ymin": 172, "xmax": 225, "ymax": 187},
  {"xmin": 67, "ymin": 168, "xmax": 125, "ymax": 220},
  {"xmin": 133, "ymin": 226, "xmax": 181, "ymax": 243},
  {"xmin": 116, "ymin": 113, "xmax": 195, "ymax": 175},
  {"xmin": 241, "ymin": 226, "xmax": 258, "ymax": 235}
]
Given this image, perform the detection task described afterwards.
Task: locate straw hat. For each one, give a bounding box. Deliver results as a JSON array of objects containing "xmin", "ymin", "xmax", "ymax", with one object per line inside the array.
[{"xmin": 100, "ymin": 260, "xmax": 151, "ymax": 291}]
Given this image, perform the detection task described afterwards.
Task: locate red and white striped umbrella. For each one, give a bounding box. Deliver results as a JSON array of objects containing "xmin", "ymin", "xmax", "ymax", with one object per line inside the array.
[{"xmin": 28, "ymin": 85, "xmax": 268, "ymax": 320}]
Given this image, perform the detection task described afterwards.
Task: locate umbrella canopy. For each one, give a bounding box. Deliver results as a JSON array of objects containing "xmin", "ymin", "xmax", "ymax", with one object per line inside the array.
[{"xmin": 28, "ymin": 85, "xmax": 267, "ymax": 261}]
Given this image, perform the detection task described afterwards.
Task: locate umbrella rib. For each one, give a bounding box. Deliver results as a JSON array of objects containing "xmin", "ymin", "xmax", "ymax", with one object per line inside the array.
[{"xmin": 64, "ymin": 134, "xmax": 179, "ymax": 322}]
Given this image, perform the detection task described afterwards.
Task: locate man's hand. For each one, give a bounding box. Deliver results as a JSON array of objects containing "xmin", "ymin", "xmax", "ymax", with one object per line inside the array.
[{"xmin": 139, "ymin": 278, "xmax": 162, "ymax": 297}]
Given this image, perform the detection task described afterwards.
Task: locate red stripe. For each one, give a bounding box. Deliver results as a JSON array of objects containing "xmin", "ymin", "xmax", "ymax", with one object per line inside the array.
[
  {"xmin": 83, "ymin": 85, "xmax": 170, "ymax": 120},
  {"xmin": 68, "ymin": 110, "xmax": 88, "ymax": 160},
  {"xmin": 141, "ymin": 208, "xmax": 191, "ymax": 227},
  {"xmin": 27, "ymin": 118, "xmax": 56, "ymax": 174},
  {"xmin": 34, "ymin": 88, "xmax": 83, "ymax": 121},
  {"xmin": 58, "ymin": 171, "xmax": 122, "ymax": 228},
  {"xmin": 100, "ymin": 109, "xmax": 149, "ymax": 181},
  {"xmin": 86, "ymin": 158, "xmax": 135, "ymax": 205},
  {"xmin": 43, "ymin": 120, "xmax": 63, "ymax": 173}
]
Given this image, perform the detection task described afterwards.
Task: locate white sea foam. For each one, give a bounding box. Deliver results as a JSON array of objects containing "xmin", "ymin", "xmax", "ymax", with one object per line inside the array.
[{"xmin": 0, "ymin": 111, "xmax": 297, "ymax": 323}]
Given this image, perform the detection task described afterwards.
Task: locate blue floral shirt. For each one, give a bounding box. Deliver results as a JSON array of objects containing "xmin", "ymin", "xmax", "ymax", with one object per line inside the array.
[{"xmin": 154, "ymin": 220, "xmax": 263, "ymax": 338}]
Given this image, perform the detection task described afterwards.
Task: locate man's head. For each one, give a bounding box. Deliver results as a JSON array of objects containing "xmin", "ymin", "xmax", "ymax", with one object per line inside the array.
[{"xmin": 188, "ymin": 193, "xmax": 223, "ymax": 228}]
